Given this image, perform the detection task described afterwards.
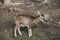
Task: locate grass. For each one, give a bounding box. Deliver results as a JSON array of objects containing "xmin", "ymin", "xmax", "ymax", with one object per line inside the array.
[{"xmin": 0, "ymin": 23, "xmax": 48, "ymax": 40}]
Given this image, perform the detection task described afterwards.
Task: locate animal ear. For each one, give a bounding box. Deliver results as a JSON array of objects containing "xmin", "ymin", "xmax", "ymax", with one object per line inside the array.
[{"xmin": 37, "ymin": 11, "xmax": 41, "ymax": 15}]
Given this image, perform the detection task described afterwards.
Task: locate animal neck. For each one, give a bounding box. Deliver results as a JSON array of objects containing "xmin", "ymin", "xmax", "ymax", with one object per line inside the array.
[{"xmin": 33, "ymin": 16, "xmax": 40, "ymax": 24}]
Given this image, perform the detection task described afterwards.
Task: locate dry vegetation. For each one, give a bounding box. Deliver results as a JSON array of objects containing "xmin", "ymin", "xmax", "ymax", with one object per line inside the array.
[{"xmin": 0, "ymin": 1, "xmax": 60, "ymax": 40}]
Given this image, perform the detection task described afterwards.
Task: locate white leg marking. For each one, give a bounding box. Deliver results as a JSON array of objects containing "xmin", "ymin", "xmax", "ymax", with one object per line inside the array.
[
  {"xmin": 28, "ymin": 29, "xmax": 32, "ymax": 37},
  {"xmin": 18, "ymin": 28, "xmax": 22, "ymax": 35},
  {"xmin": 14, "ymin": 29, "xmax": 17, "ymax": 37}
]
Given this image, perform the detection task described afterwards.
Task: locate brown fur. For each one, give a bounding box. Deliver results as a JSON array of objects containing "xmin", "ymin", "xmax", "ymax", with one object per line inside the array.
[{"xmin": 14, "ymin": 11, "xmax": 44, "ymax": 37}]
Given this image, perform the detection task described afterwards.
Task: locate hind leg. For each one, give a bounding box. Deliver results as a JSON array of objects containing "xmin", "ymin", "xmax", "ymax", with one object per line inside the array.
[
  {"xmin": 14, "ymin": 26, "xmax": 18, "ymax": 37},
  {"xmin": 17, "ymin": 27, "xmax": 22, "ymax": 36},
  {"xmin": 14, "ymin": 21, "xmax": 22, "ymax": 37}
]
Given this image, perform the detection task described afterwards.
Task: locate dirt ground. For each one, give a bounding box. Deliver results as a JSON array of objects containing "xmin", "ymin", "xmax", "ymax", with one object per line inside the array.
[{"xmin": 0, "ymin": 2, "xmax": 60, "ymax": 40}]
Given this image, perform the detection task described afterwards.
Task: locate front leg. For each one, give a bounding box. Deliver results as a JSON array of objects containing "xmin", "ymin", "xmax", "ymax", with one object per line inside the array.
[
  {"xmin": 28, "ymin": 29, "xmax": 32, "ymax": 37},
  {"xmin": 27, "ymin": 26, "xmax": 32, "ymax": 37}
]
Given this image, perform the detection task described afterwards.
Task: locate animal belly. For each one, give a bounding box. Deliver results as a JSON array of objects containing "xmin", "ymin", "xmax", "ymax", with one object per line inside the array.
[
  {"xmin": 20, "ymin": 24, "xmax": 25, "ymax": 27},
  {"xmin": 20, "ymin": 24, "xmax": 29, "ymax": 27}
]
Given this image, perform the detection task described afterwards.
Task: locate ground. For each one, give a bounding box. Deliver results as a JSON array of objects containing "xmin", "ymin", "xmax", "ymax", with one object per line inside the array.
[{"xmin": 0, "ymin": 2, "xmax": 60, "ymax": 40}]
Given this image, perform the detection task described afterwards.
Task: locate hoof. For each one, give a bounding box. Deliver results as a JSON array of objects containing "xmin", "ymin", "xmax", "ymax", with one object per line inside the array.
[
  {"xmin": 15, "ymin": 36, "xmax": 17, "ymax": 37},
  {"xmin": 28, "ymin": 33, "xmax": 32, "ymax": 37}
]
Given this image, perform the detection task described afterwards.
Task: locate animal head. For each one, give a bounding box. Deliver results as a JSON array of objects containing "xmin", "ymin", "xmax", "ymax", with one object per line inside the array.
[{"xmin": 36, "ymin": 11, "xmax": 44, "ymax": 23}]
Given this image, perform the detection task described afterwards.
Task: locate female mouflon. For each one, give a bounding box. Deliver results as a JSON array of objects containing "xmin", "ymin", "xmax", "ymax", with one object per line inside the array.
[{"xmin": 14, "ymin": 11, "xmax": 44, "ymax": 37}]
